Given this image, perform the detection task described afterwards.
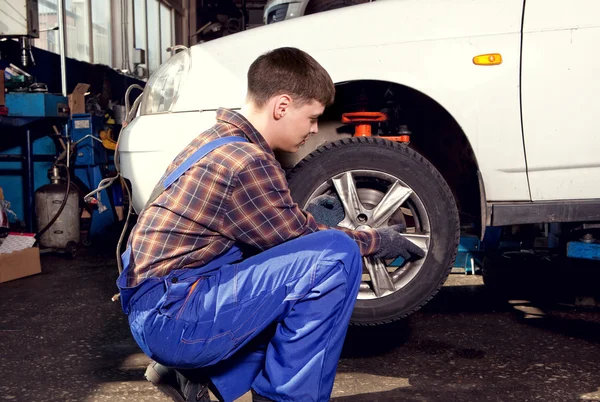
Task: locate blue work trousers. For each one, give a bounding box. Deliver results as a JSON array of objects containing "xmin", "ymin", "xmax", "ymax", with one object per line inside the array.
[{"xmin": 119, "ymin": 230, "xmax": 362, "ymax": 402}]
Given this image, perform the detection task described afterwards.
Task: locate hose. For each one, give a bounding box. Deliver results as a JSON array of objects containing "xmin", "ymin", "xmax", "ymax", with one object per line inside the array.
[
  {"xmin": 115, "ymin": 176, "xmax": 134, "ymax": 274},
  {"xmin": 82, "ymin": 84, "xmax": 143, "ymax": 275},
  {"xmin": 113, "ymin": 93, "xmax": 143, "ymax": 274},
  {"xmin": 35, "ymin": 164, "xmax": 71, "ymax": 242},
  {"xmin": 85, "ymin": 86, "xmax": 142, "ymax": 199},
  {"xmin": 125, "ymin": 84, "xmax": 144, "ymax": 119}
]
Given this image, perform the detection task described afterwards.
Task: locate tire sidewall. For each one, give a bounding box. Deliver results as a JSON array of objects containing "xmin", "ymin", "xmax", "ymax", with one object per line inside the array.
[{"xmin": 287, "ymin": 138, "xmax": 459, "ymax": 324}]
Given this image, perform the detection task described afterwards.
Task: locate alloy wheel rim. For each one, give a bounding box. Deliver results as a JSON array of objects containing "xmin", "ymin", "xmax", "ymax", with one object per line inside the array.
[{"xmin": 306, "ymin": 169, "xmax": 431, "ymax": 300}]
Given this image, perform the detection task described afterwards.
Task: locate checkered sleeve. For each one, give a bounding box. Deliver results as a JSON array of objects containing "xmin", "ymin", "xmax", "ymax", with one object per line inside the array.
[{"xmin": 222, "ymin": 158, "xmax": 380, "ymax": 255}]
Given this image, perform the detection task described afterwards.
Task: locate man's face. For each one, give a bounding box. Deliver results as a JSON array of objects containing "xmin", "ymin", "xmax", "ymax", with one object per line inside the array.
[{"xmin": 278, "ymin": 100, "xmax": 325, "ymax": 153}]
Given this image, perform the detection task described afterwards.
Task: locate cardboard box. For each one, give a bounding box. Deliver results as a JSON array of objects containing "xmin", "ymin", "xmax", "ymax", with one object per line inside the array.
[
  {"xmin": 68, "ymin": 83, "xmax": 90, "ymax": 116},
  {"xmin": 0, "ymin": 233, "xmax": 41, "ymax": 283},
  {"xmin": 0, "ymin": 247, "xmax": 42, "ymax": 283}
]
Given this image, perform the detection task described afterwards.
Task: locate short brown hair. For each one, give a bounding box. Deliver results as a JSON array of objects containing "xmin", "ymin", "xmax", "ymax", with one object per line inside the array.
[{"xmin": 247, "ymin": 47, "xmax": 335, "ymax": 108}]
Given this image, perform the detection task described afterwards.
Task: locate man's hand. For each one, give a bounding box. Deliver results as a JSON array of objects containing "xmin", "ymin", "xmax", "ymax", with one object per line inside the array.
[
  {"xmin": 305, "ymin": 194, "xmax": 345, "ymax": 227},
  {"xmin": 373, "ymin": 224, "xmax": 426, "ymax": 260}
]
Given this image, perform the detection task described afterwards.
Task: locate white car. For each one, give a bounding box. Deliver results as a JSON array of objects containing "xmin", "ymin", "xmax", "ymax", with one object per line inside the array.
[{"xmin": 119, "ymin": 0, "xmax": 600, "ymax": 325}]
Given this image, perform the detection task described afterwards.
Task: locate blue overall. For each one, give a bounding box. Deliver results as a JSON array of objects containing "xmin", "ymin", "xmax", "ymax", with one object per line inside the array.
[{"xmin": 116, "ymin": 137, "xmax": 363, "ymax": 402}]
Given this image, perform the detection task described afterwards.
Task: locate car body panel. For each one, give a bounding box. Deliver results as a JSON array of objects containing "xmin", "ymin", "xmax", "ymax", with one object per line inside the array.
[
  {"xmin": 150, "ymin": 0, "xmax": 526, "ymax": 204},
  {"xmin": 521, "ymin": 0, "xmax": 600, "ymax": 200},
  {"xmin": 119, "ymin": 111, "xmax": 219, "ymax": 210}
]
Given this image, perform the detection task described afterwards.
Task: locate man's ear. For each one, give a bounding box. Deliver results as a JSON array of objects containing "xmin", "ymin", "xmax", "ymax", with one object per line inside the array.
[{"xmin": 273, "ymin": 94, "xmax": 292, "ymax": 121}]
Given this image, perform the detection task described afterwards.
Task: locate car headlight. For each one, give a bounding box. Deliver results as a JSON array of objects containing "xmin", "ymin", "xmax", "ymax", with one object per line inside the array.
[
  {"xmin": 140, "ymin": 49, "xmax": 191, "ymax": 115},
  {"xmin": 266, "ymin": 4, "xmax": 289, "ymax": 24}
]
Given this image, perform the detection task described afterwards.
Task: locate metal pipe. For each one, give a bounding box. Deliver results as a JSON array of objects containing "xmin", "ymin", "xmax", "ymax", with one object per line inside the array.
[
  {"xmin": 122, "ymin": 0, "xmax": 130, "ymax": 71},
  {"xmin": 73, "ymin": 133, "xmax": 103, "ymax": 146},
  {"xmin": 87, "ymin": 0, "xmax": 94, "ymax": 64},
  {"xmin": 20, "ymin": 37, "xmax": 29, "ymax": 67},
  {"xmin": 66, "ymin": 129, "xmax": 70, "ymax": 169},
  {"xmin": 25, "ymin": 130, "xmax": 35, "ymax": 232},
  {"xmin": 57, "ymin": 0, "xmax": 67, "ymax": 97}
]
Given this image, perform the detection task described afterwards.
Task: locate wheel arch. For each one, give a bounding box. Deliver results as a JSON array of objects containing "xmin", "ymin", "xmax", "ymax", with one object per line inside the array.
[{"xmin": 279, "ymin": 78, "xmax": 485, "ymax": 234}]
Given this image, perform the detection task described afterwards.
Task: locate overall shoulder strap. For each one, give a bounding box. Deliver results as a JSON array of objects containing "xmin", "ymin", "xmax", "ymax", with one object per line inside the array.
[
  {"xmin": 143, "ymin": 136, "xmax": 248, "ymax": 211},
  {"xmin": 163, "ymin": 136, "xmax": 248, "ymax": 189}
]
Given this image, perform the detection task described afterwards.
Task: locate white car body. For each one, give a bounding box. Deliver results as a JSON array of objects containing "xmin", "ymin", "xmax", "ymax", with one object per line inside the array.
[{"xmin": 120, "ymin": 0, "xmax": 600, "ymax": 216}]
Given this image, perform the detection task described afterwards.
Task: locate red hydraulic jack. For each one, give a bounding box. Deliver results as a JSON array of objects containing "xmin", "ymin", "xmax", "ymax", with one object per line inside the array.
[{"xmin": 341, "ymin": 111, "xmax": 411, "ymax": 143}]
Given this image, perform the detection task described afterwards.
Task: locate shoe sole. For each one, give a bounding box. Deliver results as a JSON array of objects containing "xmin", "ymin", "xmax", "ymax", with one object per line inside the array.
[{"xmin": 145, "ymin": 363, "xmax": 186, "ymax": 402}]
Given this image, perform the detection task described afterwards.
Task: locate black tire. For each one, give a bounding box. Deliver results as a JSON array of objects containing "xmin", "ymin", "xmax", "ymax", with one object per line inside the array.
[
  {"xmin": 305, "ymin": 0, "xmax": 370, "ymax": 14},
  {"xmin": 287, "ymin": 137, "xmax": 460, "ymax": 325}
]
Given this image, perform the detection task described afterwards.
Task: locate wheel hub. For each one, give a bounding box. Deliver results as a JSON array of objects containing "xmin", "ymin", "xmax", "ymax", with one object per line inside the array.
[{"xmin": 307, "ymin": 169, "xmax": 431, "ymax": 300}]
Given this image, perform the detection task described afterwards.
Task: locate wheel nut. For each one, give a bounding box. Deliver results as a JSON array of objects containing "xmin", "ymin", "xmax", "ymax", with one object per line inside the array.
[{"xmin": 357, "ymin": 214, "xmax": 368, "ymax": 223}]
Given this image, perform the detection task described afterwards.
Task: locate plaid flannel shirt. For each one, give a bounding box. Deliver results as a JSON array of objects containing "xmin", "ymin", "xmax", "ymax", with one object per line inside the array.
[{"xmin": 126, "ymin": 108, "xmax": 380, "ymax": 287}]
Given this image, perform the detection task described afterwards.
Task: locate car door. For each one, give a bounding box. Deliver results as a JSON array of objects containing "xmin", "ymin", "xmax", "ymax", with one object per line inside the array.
[{"xmin": 521, "ymin": 0, "xmax": 600, "ymax": 201}]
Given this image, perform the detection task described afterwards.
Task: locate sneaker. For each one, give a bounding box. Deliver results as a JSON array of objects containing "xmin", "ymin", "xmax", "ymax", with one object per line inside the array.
[{"xmin": 145, "ymin": 361, "xmax": 210, "ymax": 402}]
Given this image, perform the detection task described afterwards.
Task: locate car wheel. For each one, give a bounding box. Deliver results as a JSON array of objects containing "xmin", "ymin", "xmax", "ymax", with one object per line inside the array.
[{"xmin": 287, "ymin": 137, "xmax": 460, "ymax": 325}]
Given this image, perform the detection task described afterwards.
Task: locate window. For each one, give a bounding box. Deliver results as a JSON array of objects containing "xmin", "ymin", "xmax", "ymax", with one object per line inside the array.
[
  {"xmin": 140, "ymin": 0, "xmax": 176, "ymax": 73},
  {"xmin": 133, "ymin": 0, "xmax": 147, "ymax": 54},
  {"xmin": 32, "ymin": 0, "xmax": 180, "ymax": 73},
  {"xmin": 65, "ymin": 0, "xmax": 91, "ymax": 62},
  {"xmin": 160, "ymin": 3, "xmax": 173, "ymax": 63},
  {"xmin": 35, "ymin": 0, "xmax": 60, "ymax": 54},
  {"xmin": 91, "ymin": 0, "xmax": 112, "ymax": 65},
  {"xmin": 146, "ymin": 0, "xmax": 161, "ymax": 73}
]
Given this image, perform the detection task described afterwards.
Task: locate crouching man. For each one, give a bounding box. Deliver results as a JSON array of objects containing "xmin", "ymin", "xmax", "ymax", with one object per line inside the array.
[{"xmin": 116, "ymin": 47, "xmax": 424, "ymax": 402}]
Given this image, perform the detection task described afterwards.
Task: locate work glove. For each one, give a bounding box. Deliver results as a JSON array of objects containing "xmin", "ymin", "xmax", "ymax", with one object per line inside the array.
[
  {"xmin": 305, "ymin": 194, "xmax": 345, "ymax": 227},
  {"xmin": 373, "ymin": 224, "xmax": 426, "ymax": 260}
]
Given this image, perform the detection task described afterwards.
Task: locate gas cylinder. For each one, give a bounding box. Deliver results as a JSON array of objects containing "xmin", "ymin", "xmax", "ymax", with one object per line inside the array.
[{"xmin": 35, "ymin": 166, "xmax": 80, "ymax": 251}]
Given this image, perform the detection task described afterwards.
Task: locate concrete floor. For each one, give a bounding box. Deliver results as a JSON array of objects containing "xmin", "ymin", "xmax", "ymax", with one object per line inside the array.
[{"xmin": 1, "ymin": 250, "xmax": 600, "ymax": 401}]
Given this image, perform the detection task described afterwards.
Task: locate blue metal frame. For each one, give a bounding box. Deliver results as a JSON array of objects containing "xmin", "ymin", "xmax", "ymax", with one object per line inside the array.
[
  {"xmin": 0, "ymin": 94, "xmax": 68, "ymax": 231},
  {"xmin": 5, "ymin": 93, "xmax": 69, "ymax": 118},
  {"xmin": 68, "ymin": 114, "xmax": 115, "ymax": 239},
  {"xmin": 567, "ymin": 241, "xmax": 600, "ymax": 261}
]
